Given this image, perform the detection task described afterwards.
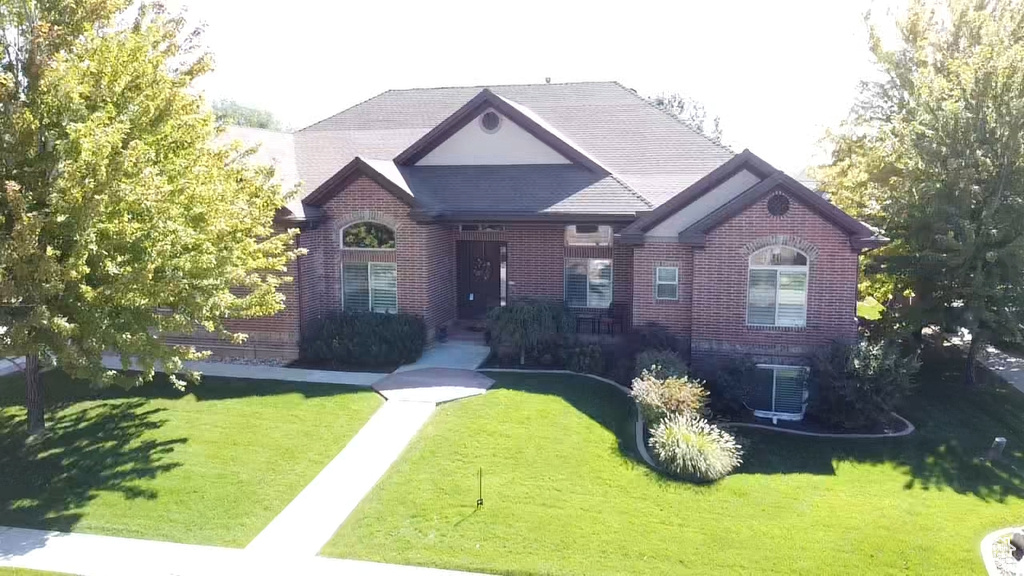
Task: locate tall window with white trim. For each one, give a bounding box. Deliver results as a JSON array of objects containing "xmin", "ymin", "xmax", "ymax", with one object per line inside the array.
[
  {"xmin": 564, "ymin": 258, "xmax": 612, "ymax": 308},
  {"xmin": 747, "ymin": 246, "xmax": 808, "ymax": 327}
]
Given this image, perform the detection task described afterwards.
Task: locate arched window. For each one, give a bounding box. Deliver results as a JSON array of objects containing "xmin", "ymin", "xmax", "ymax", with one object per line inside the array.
[
  {"xmin": 342, "ymin": 222, "xmax": 396, "ymax": 249},
  {"xmin": 341, "ymin": 222, "xmax": 397, "ymax": 313},
  {"xmin": 747, "ymin": 246, "xmax": 808, "ymax": 327}
]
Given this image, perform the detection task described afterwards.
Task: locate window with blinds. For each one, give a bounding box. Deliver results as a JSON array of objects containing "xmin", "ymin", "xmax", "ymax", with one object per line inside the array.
[
  {"xmin": 655, "ymin": 266, "xmax": 679, "ymax": 300},
  {"xmin": 564, "ymin": 258, "xmax": 612, "ymax": 308},
  {"xmin": 752, "ymin": 365, "xmax": 808, "ymax": 422},
  {"xmin": 747, "ymin": 246, "xmax": 808, "ymax": 327},
  {"xmin": 342, "ymin": 262, "xmax": 398, "ymax": 313}
]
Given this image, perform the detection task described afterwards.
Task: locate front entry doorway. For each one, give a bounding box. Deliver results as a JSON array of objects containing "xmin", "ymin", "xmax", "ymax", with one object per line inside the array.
[{"xmin": 456, "ymin": 240, "xmax": 507, "ymax": 320}]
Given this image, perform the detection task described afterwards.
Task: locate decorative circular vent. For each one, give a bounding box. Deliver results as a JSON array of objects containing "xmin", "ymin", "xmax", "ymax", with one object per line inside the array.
[
  {"xmin": 767, "ymin": 193, "xmax": 791, "ymax": 217},
  {"xmin": 480, "ymin": 111, "xmax": 502, "ymax": 133}
]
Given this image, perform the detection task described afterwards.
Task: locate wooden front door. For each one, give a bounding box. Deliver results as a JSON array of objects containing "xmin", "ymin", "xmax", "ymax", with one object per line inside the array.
[{"xmin": 457, "ymin": 240, "xmax": 506, "ymax": 319}]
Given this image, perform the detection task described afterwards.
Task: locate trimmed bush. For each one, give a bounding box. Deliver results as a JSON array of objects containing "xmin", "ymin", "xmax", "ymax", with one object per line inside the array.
[
  {"xmin": 486, "ymin": 299, "xmax": 573, "ymax": 365},
  {"xmin": 635, "ymin": 348, "xmax": 686, "ymax": 379},
  {"xmin": 649, "ymin": 412, "xmax": 743, "ymax": 482},
  {"xmin": 631, "ymin": 370, "xmax": 709, "ymax": 425},
  {"xmin": 301, "ymin": 311, "xmax": 426, "ymax": 368},
  {"xmin": 566, "ymin": 343, "xmax": 606, "ymax": 375},
  {"xmin": 808, "ymin": 339, "xmax": 920, "ymax": 430}
]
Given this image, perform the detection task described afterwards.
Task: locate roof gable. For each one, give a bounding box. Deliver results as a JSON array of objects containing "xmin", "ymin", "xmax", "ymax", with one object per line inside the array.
[
  {"xmin": 676, "ymin": 172, "xmax": 880, "ymax": 248},
  {"xmin": 395, "ymin": 89, "xmax": 609, "ymax": 174},
  {"xmin": 417, "ymin": 107, "xmax": 573, "ymax": 166}
]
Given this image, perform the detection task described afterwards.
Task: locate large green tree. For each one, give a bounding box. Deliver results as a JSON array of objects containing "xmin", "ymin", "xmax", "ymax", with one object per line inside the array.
[
  {"xmin": 0, "ymin": 1, "xmax": 300, "ymax": 434},
  {"xmin": 648, "ymin": 92, "xmax": 723, "ymax": 144},
  {"xmin": 212, "ymin": 99, "xmax": 281, "ymax": 130},
  {"xmin": 818, "ymin": 0, "xmax": 1024, "ymax": 384}
]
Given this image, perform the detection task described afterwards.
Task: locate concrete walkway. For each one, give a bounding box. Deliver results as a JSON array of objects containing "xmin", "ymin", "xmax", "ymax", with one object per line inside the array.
[
  {"xmin": 246, "ymin": 400, "xmax": 436, "ymax": 556},
  {"xmin": 101, "ymin": 355, "xmax": 384, "ymax": 387},
  {"xmin": 0, "ymin": 526, "xmax": 484, "ymax": 576},
  {"xmin": 983, "ymin": 345, "xmax": 1024, "ymax": 395},
  {"xmin": 396, "ymin": 342, "xmax": 490, "ymax": 372}
]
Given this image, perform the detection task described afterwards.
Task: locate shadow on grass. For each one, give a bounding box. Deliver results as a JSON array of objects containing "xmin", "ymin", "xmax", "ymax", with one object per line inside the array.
[
  {"xmin": 0, "ymin": 398, "xmax": 185, "ymax": 535},
  {"xmin": 487, "ymin": 345, "xmax": 1024, "ymax": 503},
  {"xmin": 736, "ymin": 345, "xmax": 1024, "ymax": 503}
]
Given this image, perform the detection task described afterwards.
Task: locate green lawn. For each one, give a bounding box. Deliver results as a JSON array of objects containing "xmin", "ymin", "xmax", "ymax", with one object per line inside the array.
[
  {"xmin": 0, "ymin": 370, "xmax": 382, "ymax": 547},
  {"xmin": 323, "ymin": 352, "xmax": 1024, "ymax": 575}
]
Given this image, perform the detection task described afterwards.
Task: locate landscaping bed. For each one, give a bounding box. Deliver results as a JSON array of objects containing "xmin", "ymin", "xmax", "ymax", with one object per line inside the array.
[
  {"xmin": 323, "ymin": 357, "xmax": 1024, "ymax": 575},
  {"xmin": 0, "ymin": 371, "xmax": 382, "ymax": 547}
]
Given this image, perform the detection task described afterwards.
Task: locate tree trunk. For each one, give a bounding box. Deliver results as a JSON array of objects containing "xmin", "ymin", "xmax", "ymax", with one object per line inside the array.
[
  {"xmin": 965, "ymin": 335, "xmax": 982, "ymax": 387},
  {"xmin": 25, "ymin": 353, "xmax": 45, "ymax": 436}
]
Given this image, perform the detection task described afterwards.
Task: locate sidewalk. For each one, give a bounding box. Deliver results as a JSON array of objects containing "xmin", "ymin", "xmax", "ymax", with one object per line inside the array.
[
  {"xmin": 0, "ymin": 526, "xmax": 484, "ymax": 576},
  {"xmin": 246, "ymin": 400, "xmax": 436, "ymax": 556},
  {"xmin": 100, "ymin": 355, "xmax": 384, "ymax": 386}
]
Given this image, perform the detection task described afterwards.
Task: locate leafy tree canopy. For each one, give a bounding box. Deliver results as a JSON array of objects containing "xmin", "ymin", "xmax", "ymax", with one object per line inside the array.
[
  {"xmin": 817, "ymin": 0, "xmax": 1024, "ymax": 383},
  {"xmin": 647, "ymin": 92, "xmax": 723, "ymax": 144},
  {"xmin": 0, "ymin": 0, "xmax": 301, "ymax": 433},
  {"xmin": 212, "ymin": 99, "xmax": 281, "ymax": 130}
]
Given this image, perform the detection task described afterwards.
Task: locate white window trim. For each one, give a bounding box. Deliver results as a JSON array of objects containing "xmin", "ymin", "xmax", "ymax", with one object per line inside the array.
[
  {"xmin": 564, "ymin": 258, "xmax": 613, "ymax": 308},
  {"xmin": 753, "ymin": 364, "xmax": 809, "ymax": 423},
  {"xmin": 746, "ymin": 246, "xmax": 809, "ymax": 327},
  {"xmin": 654, "ymin": 266, "xmax": 679, "ymax": 301},
  {"xmin": 341, "ymin": 261, "xmax": 398, "ymax": 313},
  {"xmin": 340, "ymin": 222, "xmax": 397, "ymax": 251}
]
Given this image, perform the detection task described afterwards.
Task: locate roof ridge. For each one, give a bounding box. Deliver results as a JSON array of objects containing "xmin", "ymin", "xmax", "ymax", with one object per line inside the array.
[
  {"xmin": 383, "ymin": 80, "xmax": 620, "ymax": 93},
  {"xmin": 612, "ymin": 81, "xmax": 735, "ymax": 156},
  {"xmin": 607, "ymin": 172, "xmax": 654, "ymax": 209},
  {"xmin": 296, "ymin": 89, "xmax": 397, "ymax": 133},
  {"xmin": 222, "ymin": 125, "xmax": 294, "ymax": 136}
]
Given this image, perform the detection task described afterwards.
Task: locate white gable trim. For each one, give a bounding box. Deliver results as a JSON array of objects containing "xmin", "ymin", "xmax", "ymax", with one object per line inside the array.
[
  {"xmin": 416, "ymin": 108, "xmax": 572, "ymax": 166},
  {"xmin": 645, "ymin": 169, "xmax": 762, "ymax": 239}
]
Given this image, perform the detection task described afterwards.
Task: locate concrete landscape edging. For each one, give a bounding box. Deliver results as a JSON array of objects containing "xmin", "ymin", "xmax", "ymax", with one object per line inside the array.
[
  {"xmin": 981, "ymin": 526, "xmax": 1017, "ymax": 575},
  {"xmin": 722, "ymin": 411, "xmax": 915, "ymax": 439}
]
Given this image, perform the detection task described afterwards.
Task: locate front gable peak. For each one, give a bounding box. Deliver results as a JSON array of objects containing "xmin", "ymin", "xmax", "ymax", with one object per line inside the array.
[{"xmin": 395, "ymin": 89, "xmax": 609, "ymax": 174}]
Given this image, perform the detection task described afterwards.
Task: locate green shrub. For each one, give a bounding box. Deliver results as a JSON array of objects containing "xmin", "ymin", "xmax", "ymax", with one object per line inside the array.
[
  {"xmin": 693, "ymin": 359, "xmax": 758, "ymax": 417},
  {"xmin": 301, "ymin": 312, "xmax": 426, "ymax": 368},
  {"xmin": 486, "ymin": 300, "xmax": 573, "ymax": 365},
  {"xmin": 635, "ymin": 348, "xmax": 686, "ymax": 379},
  {"xmin": 631, "ymin": 370, "xmax": 709, "ymax": 425},
  {"xmin": 566, "ymin": 343, "xmax": 606, "ymax": 374},
  {"xmin": 808, "ymin": 340, "xmax": 921, "ymax": 430},
  {"xmin": 649, "ymin": 412, "xmax": 743, "ymax": 482}
]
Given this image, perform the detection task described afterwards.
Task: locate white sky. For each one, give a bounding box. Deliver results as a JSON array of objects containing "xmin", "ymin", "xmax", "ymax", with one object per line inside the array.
[{"xmin": 164, "ymin": 0, "xmax": 903, "ymax": 175}]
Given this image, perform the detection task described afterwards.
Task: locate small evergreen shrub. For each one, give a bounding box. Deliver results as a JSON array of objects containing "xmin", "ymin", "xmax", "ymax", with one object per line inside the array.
[
  {"xmin": 649, "ymin": 412, "xmax": 743, "ymax": 482},
  {"xmin": 566, "ymin": 343, "xmax": 606, "ymax": 374},
  {"xmin": 301, "ymin": 311, "xmax": 426, "ymax": 368},
  {"xmin": 635, "ymin": 348, "xmax": 686, "ymax": 379},
  {"xmin": 486, "ymin": 299, "xmax": 573, "ymax": 365},
  {"xmin": 808, "ymin": 340, "xmax": 920, "ymax": 430},
  {"xmin": 631, "ymin": 370, "xmax": 709, "ymax": 425}
]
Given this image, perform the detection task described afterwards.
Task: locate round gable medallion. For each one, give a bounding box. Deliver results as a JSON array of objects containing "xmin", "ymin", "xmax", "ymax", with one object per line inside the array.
[
  {"xmin": 480, "ymin": 111, "xmax": 502, "ymax": 134},
  {"xmin": 767, "ymin": 193, "xmax": 791, "ymax": 217}
]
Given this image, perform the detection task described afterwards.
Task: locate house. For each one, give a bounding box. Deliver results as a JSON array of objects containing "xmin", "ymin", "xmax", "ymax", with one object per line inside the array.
[{"xmin": 189, "ymin": 81, "xmax": 884, "ymax": 421}]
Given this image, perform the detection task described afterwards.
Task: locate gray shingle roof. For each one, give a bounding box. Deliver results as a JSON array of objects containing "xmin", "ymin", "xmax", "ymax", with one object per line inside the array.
[
  {"xmin": 293, "ymin": 81, "xmax": 734, "ymax": 214},
  {"xmin": 398, "ymin": 165, "xmax": 648, "ymax": 216}
]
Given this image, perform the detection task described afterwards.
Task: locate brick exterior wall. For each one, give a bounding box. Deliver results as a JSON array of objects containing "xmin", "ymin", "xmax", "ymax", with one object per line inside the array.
[
  {"xmin": 689, "ymin": 191, "xmax": 860, "ymax": 366},
  {"xmin": 632, "ymin": 243, "xmax": 694, "ymax": 348},
  {"xmin": 303, "ymin": 176, "xmax": 457, "ymax": 338}
]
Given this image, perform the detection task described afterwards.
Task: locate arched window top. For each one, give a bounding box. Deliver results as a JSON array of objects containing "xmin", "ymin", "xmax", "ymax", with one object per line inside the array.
[
  {"xmin": 749, "ymin": 246, "xmax": 807, "ymax": 267},
  {"xmin": 342, "ymin": 222, "xmax": 396, "ymax": 249}
]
